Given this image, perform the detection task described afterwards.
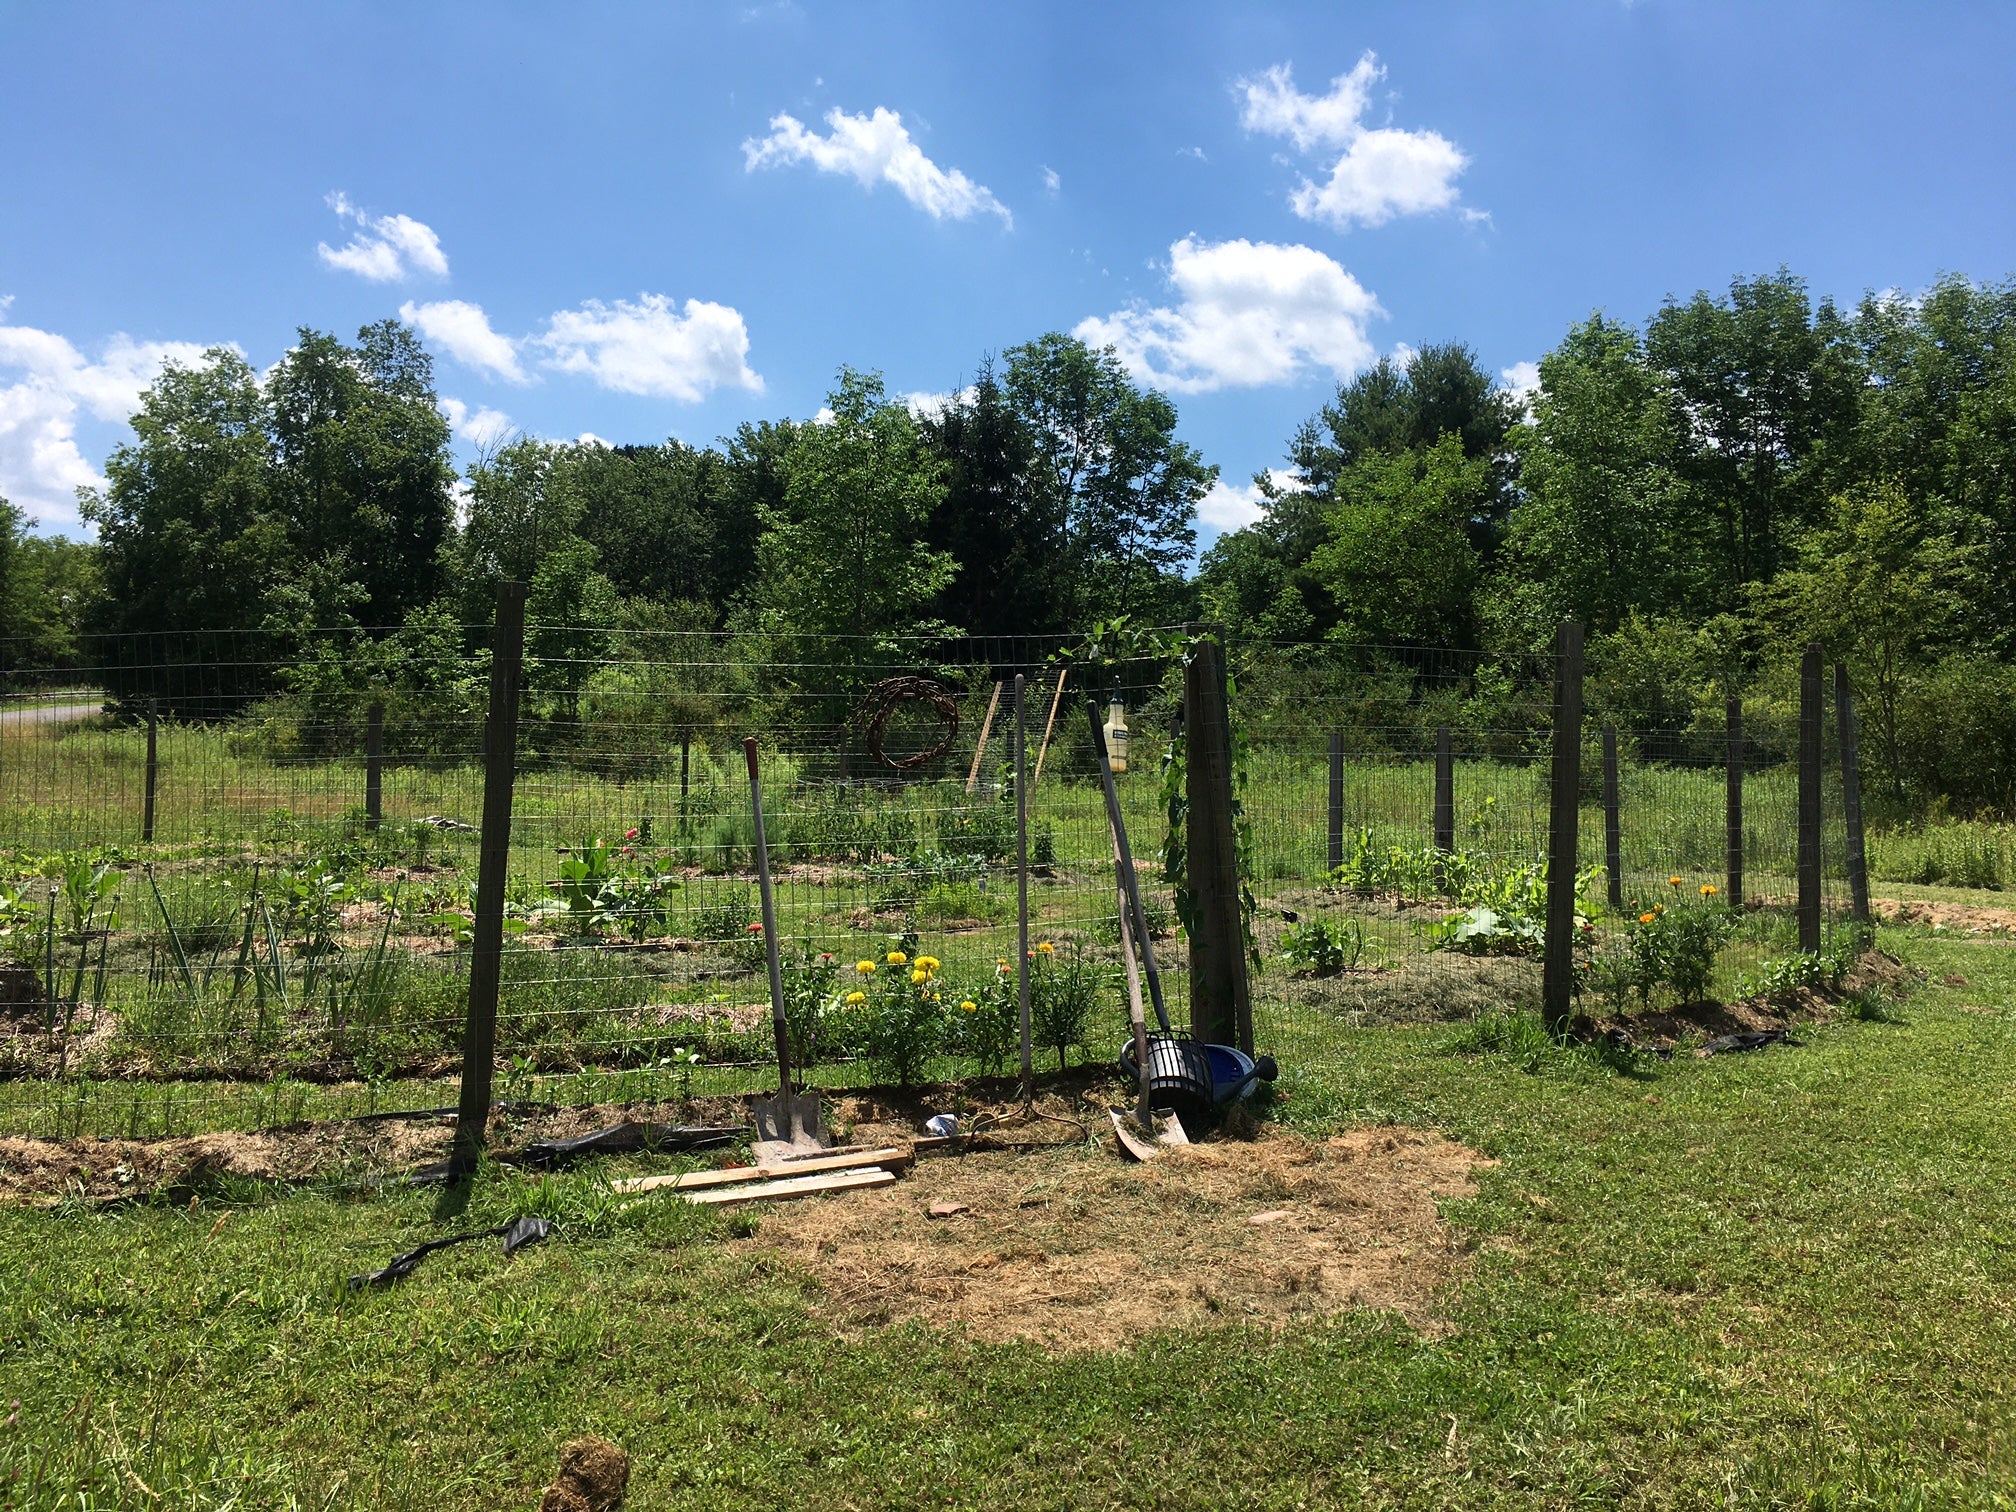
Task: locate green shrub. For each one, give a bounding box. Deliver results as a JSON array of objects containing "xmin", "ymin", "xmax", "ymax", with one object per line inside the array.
[
  {"xmin": 1278, "ymin": 918, "xmax": 1365, "ymax": 976},
  {"xmin": 855, "ymin": 948, "xmax": 950, "ymax": 1086},
  {"xmin": 1030, "ymin": 938, "xmax": 1107, "ymax": 1071},
  {"xmin": 952, "ymin": 962, "xmax": 1020, "ymax": 1076},
  {"xmin": 1626, "ymin": 886, "xmax": 1735, "ymax": 1003}
]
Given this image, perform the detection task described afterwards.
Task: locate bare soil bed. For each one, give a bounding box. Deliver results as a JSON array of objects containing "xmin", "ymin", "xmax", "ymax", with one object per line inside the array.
[{"xmin": 737, "ymin": 1125, "xmax": 1491, "ymax": 1351}]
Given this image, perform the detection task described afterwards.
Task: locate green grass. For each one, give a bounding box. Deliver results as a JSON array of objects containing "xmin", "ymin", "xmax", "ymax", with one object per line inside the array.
[{"xmin": 5, "ymin": 927, "xmax": 2015, "ymax": 1507}]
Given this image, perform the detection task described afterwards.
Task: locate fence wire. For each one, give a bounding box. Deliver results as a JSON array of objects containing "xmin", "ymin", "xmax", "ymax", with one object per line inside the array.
[{"xmin": 0, "ymin": 626, "xmax": 1862, "ymax": 1140}]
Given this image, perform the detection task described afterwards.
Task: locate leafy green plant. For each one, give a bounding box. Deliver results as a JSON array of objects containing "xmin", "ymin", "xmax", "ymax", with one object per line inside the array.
[
  {"xmin": 1278, "ymin": 917, "xmax": 1365, "ymax": 976},
  {"xmin": 1030, "ymin": 938, "xmax": 1107, "ymax": 1071},
  {"xmin": 1626, "ymin": 885, "xmax": 1735, "ymax": 1003},
  {"xmin": 781, "ymin": 944, "xmax": 841, "ymax": 1070},
  {"xmin": 854, "ymin": 948, "xmax": 949, "ymax": 1086},
  {"xmin": 1430, "ymin": 905, "xmax": 1545, "ymax": 956},
  {"xmin": 953, "ymin": 960, "xmax": 1020, "ymax": 1076}
]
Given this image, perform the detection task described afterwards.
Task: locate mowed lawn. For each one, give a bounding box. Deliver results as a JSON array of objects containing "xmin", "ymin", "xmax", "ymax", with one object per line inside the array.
[{"xmin": 4, "ymin": 926, "xmax": 2014, "ymax": 1509}]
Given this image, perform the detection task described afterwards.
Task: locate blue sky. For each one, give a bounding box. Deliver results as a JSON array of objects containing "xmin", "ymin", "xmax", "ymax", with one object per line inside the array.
[{"xmin": 3, "ymin": 1, "xmax": 2013, "ymax": 547}]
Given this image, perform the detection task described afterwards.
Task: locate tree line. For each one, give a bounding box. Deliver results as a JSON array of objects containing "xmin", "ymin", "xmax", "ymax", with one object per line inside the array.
[{"xmin": 1, "ymin": 266, "xmax": 2012, "ymax": 813}]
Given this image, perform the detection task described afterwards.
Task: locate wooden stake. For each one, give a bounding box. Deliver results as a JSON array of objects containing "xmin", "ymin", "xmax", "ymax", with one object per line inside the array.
[
  {"xmin": 451, "ymin": 581, "xmax": 528, "ymax": 1177},
  {"xmin": 1184, "ymin": 628, "xmax": 1252, "ymax": 1052},
  {"xmin": 1032, "ymin": 667, "xmax": 1069, "ymax": 790},
  {"xmin": 682, "ymin": 1168, "xmax": 896, "ymax": 1206},
  {"xmin": 1542, "ymin": 622, "xmax": 1583, "ymax": 1037},
  {"xmin": 966, "ymin": 681, "xmax": 1003, "ymax": 793}
]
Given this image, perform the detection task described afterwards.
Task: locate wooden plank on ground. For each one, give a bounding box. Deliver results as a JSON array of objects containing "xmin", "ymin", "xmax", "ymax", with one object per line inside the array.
[
  {"xmin": 609, "ymin": 1145, "xmax": 913, "ymax": 1196},
  {"xmin": 684, "ymin": 1168, "xmax": 897, "ymax": 1207}
]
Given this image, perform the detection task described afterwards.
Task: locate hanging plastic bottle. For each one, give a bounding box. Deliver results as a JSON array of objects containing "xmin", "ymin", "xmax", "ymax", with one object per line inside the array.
[{"xmin": 1103, "ymin": 687, "xmax": 1130, "ymax": 775}]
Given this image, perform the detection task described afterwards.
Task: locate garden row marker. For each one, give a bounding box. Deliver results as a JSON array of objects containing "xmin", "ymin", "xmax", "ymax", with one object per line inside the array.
[
  {"xmin": 745, "ymin": 736, "xmax": 825, "ymax": 1160},
  {"xmin": 451, "ymin": 579, "xmax": 527, "ymax": 1178},
  {"xmin": 1798, "ymin": 643, "xmax": 1824, "ymax": 953},
  {"xmin": 965, "ymin": 680, "xmax": 1002, "ymax": 793},
  {"xmin": 1032, "ymin": 666, "xmax": 1068, "ymax": 789},
  {"xmin": 610, "ymin": 1145, "xmax": 914, "ymax": 1195},
  {"xmin": 1326, "ymin": 731, "xmax": 1344, "ymax": 874},
  {"xmin": 1541, "ymin": 620, "xmax": 1583, "ymax": 1037},
  {"xmin": 1835, "ymin": 664, "xmax": 1871, "ymax": 923},
  {"xmin": 364, "ymin": 701, "xmax": 384, "ymax": 831},
  {"xmin": 1184, "ymin": 627, "xmax": 1252, "ymax": 1051},
  {"xmin": 142, "ymin": 698, "xmax": 158, "ymax": 842},
  {"xmin": 1601, "ymin": 725, "xmax": 1623, "ymax": 910},
  {"xmin": 1014, "ymin": 672, "xmax": 1033, "ymax": 1101},
  {"xmin": 1725, "ymin": 698, "xmax": 1744, "ymax": 907},
  {"xmin": 682, "ymin": 1168, "xmax": 896, "ymax": 1207}
]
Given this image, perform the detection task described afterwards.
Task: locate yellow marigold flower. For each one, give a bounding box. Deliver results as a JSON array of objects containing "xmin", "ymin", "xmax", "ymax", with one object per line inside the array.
[
  {"xmin": 1653, "ymin": 903, "xmax": 1665, "ymax": 914},
  {"xmin": 1639, "ymin": 912, "xmax": 1656, "ymax": 924},
  {"xmin": 960, "ymin": 1000, "xmax": 976, "ymax": 1013},
  {"xmin": 855, "ymin": 959, "xmax": 877, "ymax": 974},
  {"xmin": 910, "ymin": 968, "xmax": 928, "ymax": 985},
  {"xmin": 916, "ymin": 955, "xmax": 940, "ymax": 973},
  {"xmin": 886, "ymin": 950, "xmax": 907, "ymax": 965},
  {"xmin": 1668, "ymin": 876, "xmax": 1683, "ymax": 888},
  {"xmin": 930, "ymin": 991, "xmax": 940, "ymax": 1002},
  {"xmin": 845, "ymin": 990, "xmax": 866, "ymax": 1005},
  {"xmin": 1700, "ymin": 884, "xmax": 1717, "ymax": 897},
  {"xmin": 1037, "ymin": 941, "xmax": 1056, "ymax": 955},
  {"xmin": 995, "ymin": 957, "xmax": 1007, "ymax": 967}
]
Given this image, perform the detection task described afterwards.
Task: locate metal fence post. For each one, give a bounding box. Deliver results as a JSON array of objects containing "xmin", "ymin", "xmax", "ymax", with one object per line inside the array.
[
  {"xmin": 142, "ymin": 698, "xmax": 159, "ymax": 843},
  {"xmin": 1542, "ymin": 622, "xmax": 1584, "ymax": 1036},
  {"xmin": 1835, "ymin": 663, "xmax": 1871, "ymax": 923},
  {"xmin": 1601, "ymin": 724, "xmax": 1623, "ymax": 910},
  {"xmin": 1014, "ymin": 673, "xmax": 1032, "ymax": 1099},
  {"xmin": 1798, "ymin": 644, "xmax": 1824, "ymax": 954},
  {"xmin": 1326, "ymin": 731, "xmax": 1344, "ymax": 874},
  {"xmin": 364, "ymin": 701, "xmax": 384, "ymax": 831},
  {"xmin": 1725, "ymin": 697, "xmax": 1744, "ymax": 908},
  {"xmin": 452, "ymin": 581, "xmax": 529, "ymax": 1176},
  {"xmin": 1185, "ymin": 628, "xmax": 1252, "ymax": 1052}
]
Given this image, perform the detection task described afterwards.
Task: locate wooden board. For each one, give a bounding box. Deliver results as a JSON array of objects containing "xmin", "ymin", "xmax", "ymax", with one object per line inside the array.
[
  {"xmin": 609, "ymin": 1145, "xmax": 913, "ymax": 1196},
  {"xmin": 683, "ymin": 1168, "xmax": 897, "ymax": 1206}
]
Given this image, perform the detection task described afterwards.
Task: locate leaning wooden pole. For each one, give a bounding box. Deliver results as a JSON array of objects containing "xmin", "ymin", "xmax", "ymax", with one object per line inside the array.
[
  {"xmin": 966, "ymin": 681, "xmax": 1003, "ymax": 794},
  {"xmin": 1032, "ymin": 667, "xmax": 1068, "ymax": 790},
  {"xmin": 1542, "ymin": 622, "xmax": 1584, "ymax": 1037},
  {"xmin": 451, "ymin": 581, "xmax": 529, "ymax": 1177}
]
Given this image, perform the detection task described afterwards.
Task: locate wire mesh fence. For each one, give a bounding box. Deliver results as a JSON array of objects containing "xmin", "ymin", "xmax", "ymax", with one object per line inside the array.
[{"xmin": 0, "ymin": 623, "xmax": 1866, "ymax": 1140}]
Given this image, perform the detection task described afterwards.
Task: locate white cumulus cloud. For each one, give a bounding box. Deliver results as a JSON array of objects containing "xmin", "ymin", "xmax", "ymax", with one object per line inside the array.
[
  {"xmin": 0, "ymin": 308, "xmax": 217, "ymax": 531},
  {"xmin": 440, "ymin": 397, "xmax": 516, "ymax": 451},
  {"xmin": 317, "ymin": 192, "xmax": 450, "ymax": 282},
  {"xmin": 1073, "ymin": 237, "xmax": 1382, "ymax": 394},
  {"xmin": 1041, "ymin": 165, "xmax": 1061, "ymax": 196},
  {"xmin": 536, "ymin": 294, "xmax": 763, "ymax": 401},
  {"xmin": 1238, "ymin": 56, "xmax": 1472, "ymax": 231},
  {"xmin": 743, "ymin": 106, "xmax": 1012, "ymax": 226},
  {"xmin": 1500, "ymin": 359, "xmax": 1542, "ymax": 405},
  {"xmin": 1199, "ymin": 468, "xmax": 1303, "ymax": 533},
  {"xmin": 400, "ymin": 299, "xmax": 527, "ymax": 383}
]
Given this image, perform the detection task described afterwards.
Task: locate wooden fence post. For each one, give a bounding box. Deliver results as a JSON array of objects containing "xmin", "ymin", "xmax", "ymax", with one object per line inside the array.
[
  {"xmin": 452, "ymin": 581, "xmax": 529, "ymax": 1176},
  {"xmin": 1601, "ymin": 724, "xmax": 1623, "ymax": 910},
  {"xmin": 1835, "ymin": 663, "xmax": 1871, "ymax": 924},
  {"xmin": 1725, "ymin": 697, "xmax": 1744, "ymax": 908},
  {"xmin": 1797, "ymin": 644, "xmax": 1824, "ymax": 954},
  {"xmin": 1014, "ymin": 673, "xmax": 1032, "ymax": 1099},
  {"xmin": 1326, "ymin": 731, "xmax": 1344, "ymax": 874},
  {"xmin": 364, "ymin": 701, "xmax": 384, "ymax": 831},
  {"xmin": 1542, "ymin": 622, "xmax": 1584, "ymax": 1036},
  {"xmin": 142, "ymin": 699, "xmax": 159, "ymax": 843},
  {"xmin": 1185, "ymin": 629, "xmax": 1252, "ymax": 1052}
]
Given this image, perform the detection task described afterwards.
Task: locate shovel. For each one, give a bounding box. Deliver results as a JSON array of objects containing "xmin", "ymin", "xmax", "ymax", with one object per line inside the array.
[
  {"xmin": 1087, "ymin": 702, "xmax": 1189, "ymax": 1161},
  {"xmin": 743, "ymin": 737, "xmax": 826, "ymax": 1162}
]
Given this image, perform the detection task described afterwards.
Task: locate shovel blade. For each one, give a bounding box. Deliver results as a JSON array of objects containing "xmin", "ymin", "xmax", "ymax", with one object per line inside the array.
[
  {"xmin": 1110, "ymin": 1106, "xmax": 1189, "ymax": 1162},
  {"xmin": 752, "ymin": 1089, "xmax": 827, "ymax": 1163}
]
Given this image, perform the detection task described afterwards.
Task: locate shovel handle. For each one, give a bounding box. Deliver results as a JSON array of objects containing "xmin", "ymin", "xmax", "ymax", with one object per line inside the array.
[{"xmin": 743, "ymin": 737, "xmax": 791, "ymax": 1093}]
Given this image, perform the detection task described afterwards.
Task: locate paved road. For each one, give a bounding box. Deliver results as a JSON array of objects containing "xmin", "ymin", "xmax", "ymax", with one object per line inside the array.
[{"xmin": 0, "ymin": 700, "xmax": 104, "ymax": 726}]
